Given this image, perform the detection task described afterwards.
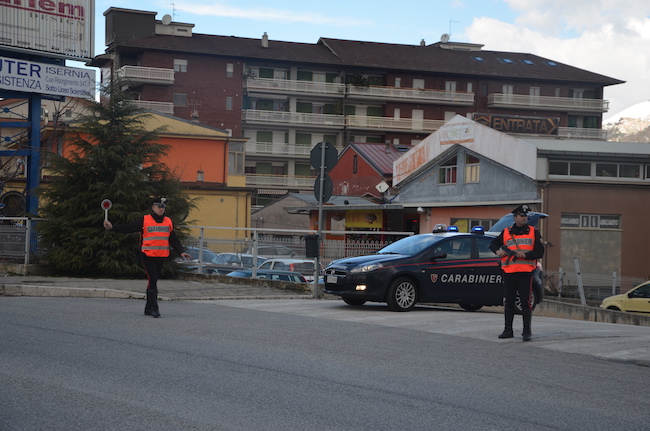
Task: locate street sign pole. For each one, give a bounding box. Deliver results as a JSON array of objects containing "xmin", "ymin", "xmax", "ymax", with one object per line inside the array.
[
  {"xmin": 315, "ymin": 141, "xmax": 327, "ymax": 298},
  {"xmin": 310, "ymin": 141, "xmax": 338, "ymax": 299}
]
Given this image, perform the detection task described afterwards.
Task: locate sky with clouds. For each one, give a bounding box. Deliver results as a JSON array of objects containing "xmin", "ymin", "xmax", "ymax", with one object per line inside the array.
[{"xmin": 90, "ymin": 0, "xmax": 650, "ymax": 119}]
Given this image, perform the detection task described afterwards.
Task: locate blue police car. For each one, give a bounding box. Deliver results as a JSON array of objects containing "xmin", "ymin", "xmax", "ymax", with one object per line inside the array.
[{"xmin": 324, "ymin": 224, "xmax": 543, "ymax": 312}]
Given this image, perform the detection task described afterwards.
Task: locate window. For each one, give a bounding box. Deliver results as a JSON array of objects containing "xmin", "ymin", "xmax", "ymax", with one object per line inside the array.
[
  {"xmin": 173, "ymin": 93, "xmax": 187, "ymax": 107},
  {"xmin": 522, "ymin": 59, "xmax": 535, "ymax": 65},
  {"xmin": 228, "ymin": 142, "xmax": 244, "ymax": 175},
  {"xmin": 546, "ymin": 61, "xmax": 558, "ymax": 67},
  {"xmin": 445, "ymin": 81, "xmax": 457, "ymax": 92},
  {"xmin": 297, "ymin": 70, "xmax": 312, "ymax": 81},
  {"xmin": 450, "ymin": 218, "xmax": 498, "ymax": 234},
  {"xmin": 226, "ymin": 63, "xmax": 234, "ymax": 78},
  {"xmin": 530, "ymin": 87, "xmax": 540, "ymax": 104},
  {"xmin": 353, "ymin": 155, "xmax": 358, "ymax": 174},
  {"xmin": 395, "ymin": 77, "xmax": 401, "ymax": 88},
  {"xmin": 413, "ymin": 78, "xmax": 425, "ymax": 89},
  {"xmin": 432, "ymin": 238, "xmax": 471, "ymax": 260},
  {"xmin": 550, "ymin": 160, "xmax": 645, "ymax": 180},
  {"xmin": 225, "ymin": 96, "xmax": 233, "ymax": 110},
  {"xmin": 549, "ymin": 161, "xmax": 591, "ymax": 176},
  {"xmin": 472, "ymin": 56, "xmax": 485, "ymax": 62},
  {"xmin": 466, "ymin": 82, "xmax": 473, "ymax": 93},
  {"xmin": 257, "ymin": 131, "xmax": 273, "ymax": 143},
  {"xmin": 464, "ymin": 154, "xmax": 480, "ymax": 183},
  {"xmin": 596, "ymin": 163, "xmax": 641, "ymax": 179},
  {"xmin": 173, "ymin": 59, "xmax": 187, "ymax": 72},
  {"xmin": 439, "ymin": 156, "xmax": 457, "ymax": 184}
]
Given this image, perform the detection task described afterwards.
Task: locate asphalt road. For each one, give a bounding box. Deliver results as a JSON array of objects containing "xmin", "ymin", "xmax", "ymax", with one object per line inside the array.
[{"xmin": 1, "ymin": 296, "xmax": 649, "ymax": 431}]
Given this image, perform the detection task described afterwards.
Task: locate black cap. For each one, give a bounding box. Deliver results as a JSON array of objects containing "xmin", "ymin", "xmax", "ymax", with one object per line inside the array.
[
  {"xmin": 152, "ymin": 197, "xmax": 167, "ymax": 205},
  {"xmin": 512, "ymin": 204, "xmax": 530, "ymax": 215}
]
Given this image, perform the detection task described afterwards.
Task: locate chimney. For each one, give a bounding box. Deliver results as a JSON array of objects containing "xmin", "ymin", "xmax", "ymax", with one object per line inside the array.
[
  {"xmin": 420, "ymin": 39, "xmax": 426, "ymax": 46},
  {"xmin": 262, "ymin": 32, "xmax": 269, "ymax": 48}
]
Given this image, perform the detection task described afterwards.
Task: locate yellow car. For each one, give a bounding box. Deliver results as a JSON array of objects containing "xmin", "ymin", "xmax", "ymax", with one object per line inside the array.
[{"xmin": 600, "ymin": 281, "xmax": 650, "ymax": 314}]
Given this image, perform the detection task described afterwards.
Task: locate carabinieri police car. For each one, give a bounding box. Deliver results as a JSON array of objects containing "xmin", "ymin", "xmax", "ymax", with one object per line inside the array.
[{"xmin": 324, "ymin": 226, "xmax": 543, "ymax": 312}]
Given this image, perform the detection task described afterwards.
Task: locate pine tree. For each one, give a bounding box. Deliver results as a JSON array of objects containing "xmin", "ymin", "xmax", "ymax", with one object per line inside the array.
[{"xmin": 38, "ymin": 80, "xmax": 195, "ymax": 277}]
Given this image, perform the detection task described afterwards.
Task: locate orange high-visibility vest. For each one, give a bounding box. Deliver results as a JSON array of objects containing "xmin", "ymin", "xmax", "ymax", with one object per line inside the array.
[
  {"xmin": 501, "ymin": 226, "xmax": 537, "ymax": 273},
  {"xmin": 141, "ymin": 215, "xmax": 173, "ymax": 257}
]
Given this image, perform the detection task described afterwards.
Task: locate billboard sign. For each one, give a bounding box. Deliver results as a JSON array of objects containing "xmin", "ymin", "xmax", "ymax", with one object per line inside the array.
[
  {"xmin": 0, "ymin": 0, "xmax": 94, "ymax": 60},
  {"xmin": 0, "ymin": 55, "xmax": 96, "ymax": 99}
]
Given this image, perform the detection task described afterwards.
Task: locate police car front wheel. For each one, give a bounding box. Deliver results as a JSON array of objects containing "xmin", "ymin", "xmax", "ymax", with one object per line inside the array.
[{"xmin": 387, "ymin": 277, "xmax": 417, "ymax": 312}]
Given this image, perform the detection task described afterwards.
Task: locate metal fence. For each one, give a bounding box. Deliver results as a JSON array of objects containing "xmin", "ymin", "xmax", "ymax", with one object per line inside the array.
[
  {"xmin": 183, "ymin": 226, "xmax": 413, "ymax": 266},
  {"xmin": 0, "ymin": 217, "xmax": 43, "ymax": 265},
  {"xmin": 544, "ymin": 269, "xmax": 645, "ymax": 304},
  {"xmin": 2, "ymin": 217, "xmax": 646, "ymax": 298}
]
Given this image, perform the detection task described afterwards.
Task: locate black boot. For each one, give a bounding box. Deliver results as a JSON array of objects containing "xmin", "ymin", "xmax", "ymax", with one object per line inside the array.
[
  {"xmin": 498, "ymin": 309, "xmax": 515, "ymax": 339},
  {"xmin": 147, "ymin": 289, "xmax": 160, "ymax": 318},
  {"xmin": 144, "ymin": 291, "xmax": 154, "ymax": 316},
  {"xmin": 522, "ymin": 310, "xmax": 532, "ymax": 341}
]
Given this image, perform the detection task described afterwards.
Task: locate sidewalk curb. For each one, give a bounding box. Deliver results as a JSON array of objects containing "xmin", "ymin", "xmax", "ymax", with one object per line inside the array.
[{"xmin": 0, "ymin": 284, "xmax": 144, "ymax": 299}]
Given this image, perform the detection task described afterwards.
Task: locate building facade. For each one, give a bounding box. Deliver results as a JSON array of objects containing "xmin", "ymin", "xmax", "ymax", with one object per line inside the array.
[
  {"xmin": 394, "ymin": 116, "xmax": 650, "ymax": 279},
  {"xmin": 93, "ymin": 8, "xmax": 623, "ymax": 206}
]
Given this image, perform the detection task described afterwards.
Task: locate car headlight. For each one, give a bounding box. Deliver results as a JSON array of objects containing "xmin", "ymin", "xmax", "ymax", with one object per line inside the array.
[{"xmin": 350, "ymin": 262, "xmax": 383, "ymax": 273}]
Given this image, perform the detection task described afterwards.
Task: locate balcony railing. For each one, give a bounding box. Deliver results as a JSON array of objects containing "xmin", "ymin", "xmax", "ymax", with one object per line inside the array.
[
  {"xmin": 116, "ymin": 65, "xmax": 175, "ymax": 85},
  {"xmin": 132, "ymin": 100, "xmax": 175, "ymax": 114},
  {"xmin": 243, "ymin": 109, "xmax": 344, "ymax": 128},
  {"xmin": 557, "ymin": 127, "xmax": 607, "ymax": 140},
  {"xmin": 347, "ymin": 85, "xmax": 474, "ymax": 105},
  {"xmin": 245, "ymin": 141, "xmax": 312, "ymax": 157},
  {"xmin": 346, "ymin": 115, "xmax": 445, "ymax": 133},
  {"xmin": 488, "ymin": 94, "xmax": 609, "ymax": 112},
  {"xmin": 246, "ymin": 78, "xmax": 345, "ymax": 96},
  {"xmin": 246, "ymin": 174, "xmax": 315, "ymax": 189},
  {"xmin": 245, "ymin": 78, "xmax": 475, "ymax": 105}
]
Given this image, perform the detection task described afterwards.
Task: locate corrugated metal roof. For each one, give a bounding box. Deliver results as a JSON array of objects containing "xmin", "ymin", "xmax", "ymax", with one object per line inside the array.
[{"xmin": 348, "ymin": 142, "xmax": 405, "ymax": 175}]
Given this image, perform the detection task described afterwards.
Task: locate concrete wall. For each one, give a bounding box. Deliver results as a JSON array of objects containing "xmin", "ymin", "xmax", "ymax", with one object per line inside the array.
[{"xmin": 536, "ymin": 299, "xmax": 650, "ymax": 327}]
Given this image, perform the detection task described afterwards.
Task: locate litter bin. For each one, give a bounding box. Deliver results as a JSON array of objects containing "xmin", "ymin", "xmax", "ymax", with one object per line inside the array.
[{"xmin": 304, "ymin": 234, "xmax": 319, "ymax": 258}]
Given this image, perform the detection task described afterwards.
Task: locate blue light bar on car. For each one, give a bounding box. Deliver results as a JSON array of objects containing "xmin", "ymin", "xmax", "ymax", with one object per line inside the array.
[
  {"xmin": 471, "ymin": 226, "xmax": 485, "ymax": 235},
  {"xmin": 447, "ymin": 225, "xmax": 459, "ymax": 232}
]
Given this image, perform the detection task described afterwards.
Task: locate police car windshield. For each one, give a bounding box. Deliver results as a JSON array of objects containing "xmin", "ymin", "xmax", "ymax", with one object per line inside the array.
[{"xmin": 378, "ymin": 235, "xmax": 440, "ymax": 256}]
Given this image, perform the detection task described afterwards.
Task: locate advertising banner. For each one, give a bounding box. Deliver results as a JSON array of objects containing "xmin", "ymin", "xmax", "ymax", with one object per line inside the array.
[
  {"xmin": 0, "ymin": 55, "xmax": 96, "ymax": 99},
  {"xmin": 0, "ymin": 0, "xmax": 94, "ymax": 60}
]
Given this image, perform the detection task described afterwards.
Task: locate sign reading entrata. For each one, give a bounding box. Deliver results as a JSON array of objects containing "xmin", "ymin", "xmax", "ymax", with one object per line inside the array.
[
  {"xmin": 474, "ymin": 113, "xmax": 559, "ymax": 135},
  {"xmin": 0, "ymin": 55, "xmax": 96, "ymax": 99},
  {"xmin": 0, "ymin": 0, "xmax": 94, "ymax": 60}
]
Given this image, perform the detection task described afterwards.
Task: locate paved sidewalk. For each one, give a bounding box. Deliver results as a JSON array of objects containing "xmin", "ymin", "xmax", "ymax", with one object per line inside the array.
[{"xmin": 0, "ymin": 274, "xmax": 314, "ymax": 301}]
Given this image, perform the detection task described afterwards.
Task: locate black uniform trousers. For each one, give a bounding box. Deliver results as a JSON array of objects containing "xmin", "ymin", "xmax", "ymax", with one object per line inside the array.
[
  {"xmin": 503, "ymin": 271, "xmax": 534, "ymax": 312},
  {"xmin": 142, "ymin": 255, "xmax": 166, "ymax": 291}
]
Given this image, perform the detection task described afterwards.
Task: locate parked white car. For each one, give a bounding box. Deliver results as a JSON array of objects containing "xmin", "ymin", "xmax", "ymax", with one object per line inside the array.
[{"xmin": 257, "ymin": 258, "xmax": 324, "ymax": 282}]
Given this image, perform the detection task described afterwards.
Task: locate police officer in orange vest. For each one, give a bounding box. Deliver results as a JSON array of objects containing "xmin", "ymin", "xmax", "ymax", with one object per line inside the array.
[
  {"xmin": 489, "ymin": 204, "xmax": 544, "ymax": 341},
  {"xmin": 103, "ymin": 197, "xmax": 191, "ymax": 318}
]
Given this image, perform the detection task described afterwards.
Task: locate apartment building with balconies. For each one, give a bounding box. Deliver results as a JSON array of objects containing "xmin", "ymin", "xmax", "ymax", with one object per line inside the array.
[{"xmin": 93, "ymin": 8, "xmax": 624, "ymax": 205}]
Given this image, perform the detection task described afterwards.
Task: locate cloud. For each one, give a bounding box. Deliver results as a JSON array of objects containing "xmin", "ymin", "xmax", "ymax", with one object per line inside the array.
[
  {"xmin": 173, "ymin": 1, "xmax": 372, "ymax": 27},
  {"xmin": 465, "ymin": 6, "xmax": 650, "ymax": 115}
]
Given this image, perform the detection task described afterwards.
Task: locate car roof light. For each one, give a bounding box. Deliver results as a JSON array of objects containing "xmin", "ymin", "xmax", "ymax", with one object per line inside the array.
[
  {"xmin": 471, "ymin": 226, "xmax": 485, "ymax": 235},
  {"xmin": 447, "ymin": 225, "xmax": 459, "ymax": 232},
  {"xmin": 433, "ymin": 223, "xmax": 447, "ymax": 233}
]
